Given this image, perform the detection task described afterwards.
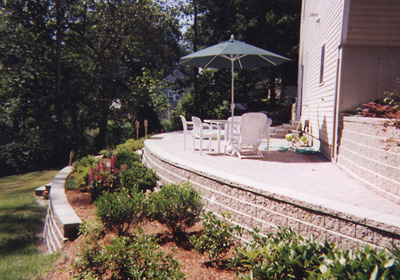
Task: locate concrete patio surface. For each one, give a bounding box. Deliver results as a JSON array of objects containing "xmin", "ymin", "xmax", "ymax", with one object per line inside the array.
[{"xmin": 147, "ymin": 131, "xmax": 400, "ymax": 216}]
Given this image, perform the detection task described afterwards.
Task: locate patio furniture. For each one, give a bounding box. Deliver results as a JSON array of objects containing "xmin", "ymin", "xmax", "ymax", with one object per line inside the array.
[
  {"xmin": 192, "ymin": 116, "xmax": 221, "ymax": 155},
  {"xmin": 180, "ymin": 115, "xmax": 193, "ymax": 150},
  {"xmin": 261, "ymin": 118, "xmax": 273, "ymax": 153},
  {"xmin": 228, "ymin": 112, "xmax": 266, "ymax": 159},
  {"xmin": 225, "ymin": 115, "xmax": 241, "ymax": 144}
]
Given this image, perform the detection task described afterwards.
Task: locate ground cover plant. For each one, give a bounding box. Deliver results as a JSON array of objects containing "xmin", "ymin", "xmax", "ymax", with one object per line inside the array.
[{"xmin": 0, "ymin": 170, "xmax": 60, "ymax": 280}]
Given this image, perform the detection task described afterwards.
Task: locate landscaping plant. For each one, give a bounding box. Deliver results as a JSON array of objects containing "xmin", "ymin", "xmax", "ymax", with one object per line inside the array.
[
  {"xmin": 149, "ymin": 182, "xmax": 203, "ymax": 237},
  {"xmin": 88, "ymin": 155, "xmax": 124, "ymax": 201},
  {"xmin": 73, "ymin": 228, "xmax": 185, "ymax": 280},
  {"xmin": 95, "ymin": 188, "xmax": 147, "ymax": 236},
  {"xmin": 120, "ymin": 162, "xmax": 158, "ymax": 193},
  {"xmin": 232, "ymin": 227, "xmax": 400, "ymax": 280},
  {"xmin": 190, "ymin": 211, "xmax": 244, "ymax": 263},
  {"xmin": 72, "ymin": 155, "xmax": 99, "ymax": 188}
]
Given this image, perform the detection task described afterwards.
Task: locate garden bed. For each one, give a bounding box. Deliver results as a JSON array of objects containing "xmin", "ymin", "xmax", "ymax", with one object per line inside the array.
[{"xmin": 42, "ymin": 187, "xmax": 237, "ymax": 280}]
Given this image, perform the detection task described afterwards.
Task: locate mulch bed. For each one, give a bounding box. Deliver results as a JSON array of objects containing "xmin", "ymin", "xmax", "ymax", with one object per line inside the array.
[{"xmin": 42, "ymin": 188, "xmax": 238, "ymax": 280}]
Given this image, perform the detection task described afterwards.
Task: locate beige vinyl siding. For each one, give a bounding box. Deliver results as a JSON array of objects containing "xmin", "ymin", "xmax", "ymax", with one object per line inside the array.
[
  {"xmin": 299, "ymin": 0, "xmax": 344, "ymax": 157},
  {"xmin": 347, "ymin": 0, "xmax": 400, "ymax": 46}
]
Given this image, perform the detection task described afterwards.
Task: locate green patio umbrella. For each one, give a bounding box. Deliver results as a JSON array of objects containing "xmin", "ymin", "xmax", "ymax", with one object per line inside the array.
[{"xmin": 179, "ymin": 35, "xmax": 290, "ymax": 118}]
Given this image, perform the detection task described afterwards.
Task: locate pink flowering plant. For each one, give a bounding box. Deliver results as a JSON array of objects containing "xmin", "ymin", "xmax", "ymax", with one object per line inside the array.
[{"xmin": 88, "ymin": 155, "xmax": 127, "ymax": 201}]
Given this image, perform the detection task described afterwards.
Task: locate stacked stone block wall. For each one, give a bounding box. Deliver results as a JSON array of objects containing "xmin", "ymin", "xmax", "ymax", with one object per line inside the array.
[
  {"xmin": 337, "ymin": 116, "xmax": 400, "ymax": 204},
  {"xmin": 143, "ymin": 143, "xmax": 400, "ymax": 250},
  {"xmin": 43, "ymin": 166, "xmax": 81, "ymax": 253}
]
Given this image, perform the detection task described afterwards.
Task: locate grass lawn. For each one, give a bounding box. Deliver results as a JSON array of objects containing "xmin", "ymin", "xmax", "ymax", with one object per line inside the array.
[{"xmin": 0, "ymin": 170, "xmax": 61, "ymax": 280}]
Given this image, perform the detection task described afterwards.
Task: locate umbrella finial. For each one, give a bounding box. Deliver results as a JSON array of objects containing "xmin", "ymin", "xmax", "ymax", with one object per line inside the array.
[{"xmin": 230, "ymin": 34, "xmax": 234, "ymax": 41}]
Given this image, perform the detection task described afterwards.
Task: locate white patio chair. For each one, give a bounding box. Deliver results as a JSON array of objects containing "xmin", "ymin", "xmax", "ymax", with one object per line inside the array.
[
  {"xmin": 229, "ymin": 112, "xmax": 267, "ymax": 159},
  {"xmin": 225, "ymin": 116, "xmax": 241, "ymax": 143},
  {"xmin": 192, "ymin": 116, "xmax": 220, "ymax": 155},
  {"xmin": 261, "ymin": 118, "xmax": 273, "ymax": 153},
  {"xmin": 180, "ymin": 115, "xmax": 193, "ymax": 150}
]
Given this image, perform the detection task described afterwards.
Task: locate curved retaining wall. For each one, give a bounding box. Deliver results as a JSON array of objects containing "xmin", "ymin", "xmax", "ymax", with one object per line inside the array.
[
  {"xmin": 143, "ymin": 138, "xmax": 400, "ymax": 250},
  {"xmin": 337, "ymin": 116, "xmax": 400, "ymax": 204},
  {"xmin": 43, "ymin": 166, "xmax": 81, "ymax": 253}
]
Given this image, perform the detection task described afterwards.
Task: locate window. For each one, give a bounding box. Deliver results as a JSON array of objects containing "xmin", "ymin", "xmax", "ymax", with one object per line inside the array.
[{"xmin": 320, "ymin": 44, "xmax": 325, "ymax": 84}]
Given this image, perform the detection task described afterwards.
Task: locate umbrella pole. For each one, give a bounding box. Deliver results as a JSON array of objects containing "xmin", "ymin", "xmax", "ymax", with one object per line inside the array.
[
  {"xmin": 231, "ymin": 58, "xmax": 234, "ymax": 118},
  {"xmin": 226, "ymin": 57, "xmax": 238, "ymax": 156}
]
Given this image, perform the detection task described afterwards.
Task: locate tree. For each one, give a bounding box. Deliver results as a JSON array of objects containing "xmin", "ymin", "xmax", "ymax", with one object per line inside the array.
[
  {"xmin": 181, "ymin": 0, "xmax": 300, "ymax": 117},
  {"xmin": 0, "ymin": 0, "xmax": 182, "ymax": 176}
]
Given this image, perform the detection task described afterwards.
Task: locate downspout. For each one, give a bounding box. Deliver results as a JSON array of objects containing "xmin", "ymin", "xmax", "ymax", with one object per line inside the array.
[
  {"xmin": 332, "ymin": 0, "xmax": 350, "ymax": 162},
  {"xmin": 332, "ymin": 47, "xmax": 343, "ymax": 162}
]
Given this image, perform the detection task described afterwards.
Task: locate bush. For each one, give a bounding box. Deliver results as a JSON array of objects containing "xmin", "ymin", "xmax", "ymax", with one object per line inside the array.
[
  {"xmin": 233, "ymin": 227, "xmax": 400, "ymax": 280},
  {"xmin": 115, "ymin": 138, "xmax": 145, "ymax": 153},
  {"xmin": 115, "ymin": 150, "xmax": 141, "ymax": 169},
  {"xmin": 106, "ymin": 232, "xmax": 185, "ymax": 279},
  {"xmin": 95, "ymin": 189, "xmax": 147, "ymax": 236},
  {"xmin": 72, "ymin": 156, "xmax": 99, "ymax": 188},
  {"xmin": 121, "ymin": 162, "xmax": 158, "ymax": 192},
  {"xmin": 149, "ymin": 183, "xmax": 203, "ymax": 236},
  {"xmin": 73, "ymin": 228, "xmax": 185, "ymax": 280},
  {"xmin": 190, "ymin": 211, "xmax": 243, "ymax": 262}
]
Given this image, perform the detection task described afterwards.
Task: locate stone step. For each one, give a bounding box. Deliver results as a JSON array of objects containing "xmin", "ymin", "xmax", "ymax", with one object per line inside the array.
[
  {"xmin": 339, "ymin": 137, "xmax": 400, "ymax": 169},
  {"xmin": 338, "ymin": 145, "xmax": 400, "ymax": 185},
  {"xmin": 35, "ymin": 183, "xmax": 51, "ymax": 196},
  {"xmin": 337, "ymin": 153, "xmax": 400, "ymax": 203}
]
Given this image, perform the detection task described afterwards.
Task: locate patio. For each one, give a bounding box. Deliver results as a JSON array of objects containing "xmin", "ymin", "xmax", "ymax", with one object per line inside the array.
[{"xmin": 143, "ymin": 131, "xmax": 400, "ymax": 250}]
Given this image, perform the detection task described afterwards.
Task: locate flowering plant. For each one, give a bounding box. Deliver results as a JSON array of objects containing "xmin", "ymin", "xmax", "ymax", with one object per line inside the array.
[
  {"xmin": 42, "ymin": 190, "xmax": 49, "ymax": 200},
  {"xmin": 88, "ymin": 155, "xmax": 127, "ymax": 201}
]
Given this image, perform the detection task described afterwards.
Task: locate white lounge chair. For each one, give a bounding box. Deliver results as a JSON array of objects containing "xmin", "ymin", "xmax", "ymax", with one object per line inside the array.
[
  {"xmin": 192, "ymin": 116, "xmax": 220, "ymax": 155},
  {"xmin": 229, "ymin": 112, "xmax": 267, "ymax": 159},
  {"xmin": 180, "ymin": 115, "xmax": 193, "ymax": 150}
]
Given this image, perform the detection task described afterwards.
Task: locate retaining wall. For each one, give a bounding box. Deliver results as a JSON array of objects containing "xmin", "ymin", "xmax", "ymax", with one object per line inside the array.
[
  {"xmin": 43, "ymin": 166, "xmax": 81, "ymax": 253},
  {"xmin": 337, "ymin": 116, "xmax": 400, "ymax": 204},
  {"xmin": 143, "ymin": 140, "xmax": 400, "ymax": 250}
]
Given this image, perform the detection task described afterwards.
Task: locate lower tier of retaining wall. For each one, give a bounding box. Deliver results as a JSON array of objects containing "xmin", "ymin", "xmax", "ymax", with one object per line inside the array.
[
  {"xmin": 43, "ymin": 166, "xmax": 81, "ymax": 253},
  {"xmin": 143, "ymin": 142, "xmax": 400, "ymax": 250}
]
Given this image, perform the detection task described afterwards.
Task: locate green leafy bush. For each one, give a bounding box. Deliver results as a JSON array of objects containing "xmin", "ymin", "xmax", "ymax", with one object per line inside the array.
[
  {"xmin": 149, "ymin": 183, "xmax": 203, "ymax": 236},
  {"xmin": 190, "ymin": 211, "xmax": 243, "ymax": 262},
  {"xmin": 72, "ymin": 156, "xmax": 99, "ymax": 188},
  {"xmin": 121, "ymin": 162, "xmax": 158, "ymax": 192},
  {"xmin": 95, "ymin": 189, "xmax": 147, "ymax": 236},
  {"xmin": 115, "ymin": 150, "xmax": 141, "ymax": 169},
  {"xmin": 73, "ymin": 228, "xmax": 185, "ymax": 280},
  {"xmin": 233, "ymin": 227, "xmax": 400, "ymax": 280},
  {"xmin": 115, "ymin": 138, "xmax": 145, "ymax": 153},
  {"xmin": 105, "ymin": 232, "xmax": 185, "ymax": 279}
]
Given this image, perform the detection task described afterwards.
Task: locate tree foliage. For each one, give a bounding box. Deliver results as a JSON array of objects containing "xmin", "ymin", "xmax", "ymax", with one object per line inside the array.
[
  {"xmin": 178, "ymin": 0, "xmax": 300, "ymax": 119},
  {"xmin": 0, "ymin": 0, "xmax": 181, "ymax": 176}
]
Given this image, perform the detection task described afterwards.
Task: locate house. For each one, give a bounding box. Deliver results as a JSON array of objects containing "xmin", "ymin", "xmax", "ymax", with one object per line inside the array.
[
  {"xmin": 160, "ymin": 69, "xmax": 189, "ymax": 119},
  {"xmin": 297, "ymin": 0, "xmax": 400, "ymax": 160}
]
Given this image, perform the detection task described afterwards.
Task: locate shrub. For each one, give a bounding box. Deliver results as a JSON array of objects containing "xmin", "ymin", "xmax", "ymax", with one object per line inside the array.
[
  {"xmin": 149, "ymin": 183, "xmax": 203, "ymax": 236},
  {"xmin": 115, "ymin": 138, "xmax": 145, "ymax": 153},
  {"xmin": 233, "ymin": 227, "xmax": 400, "ymax": 280},
  {"xmin": 105, "ymin": 231, "xmax": 185, "ymax": 279},
  {"xmin": 190, "ymin": 211, "xmax": 243, "ymax": 262},
  {"xmin": 72, "ymin": 156, "xmax": 99, "ymax": 188},
  {"xmin": 121, "ymin": 162, "xmax": 158, "ymax": 192},
  {"xmin": 74, "ymin": 228, "xmax": 185, "ymax": 280},
  {"xmin": 115, "ymin": 150, "xmax": 141, "ymax": 169},
  {"xmin": 95, "ymin": 189, "xmax": 147, "ymax": 236},
  {"xmin": 73, "ymin": 220, "xmax": 108, "ymax": 279}
]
